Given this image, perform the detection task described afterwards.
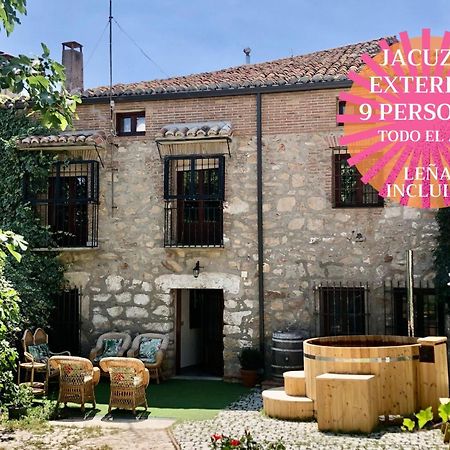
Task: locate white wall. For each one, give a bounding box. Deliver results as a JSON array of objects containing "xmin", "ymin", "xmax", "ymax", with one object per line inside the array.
[{"xmin": 180, "ymin": 289, "xmax": 201, "ymax": 368}]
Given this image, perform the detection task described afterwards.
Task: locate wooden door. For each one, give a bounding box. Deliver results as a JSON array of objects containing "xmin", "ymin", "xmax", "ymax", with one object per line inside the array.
[
  {"xmin": 48, "ymin": 176, "xmax": 88, "ymax": 247},
  {"xmin": 199, "ymin": 289, "xmax": 224, "ymax": 376},
  {"xmin": 176, "ymin": 169, "xmax": 222, "ymax": 246}
]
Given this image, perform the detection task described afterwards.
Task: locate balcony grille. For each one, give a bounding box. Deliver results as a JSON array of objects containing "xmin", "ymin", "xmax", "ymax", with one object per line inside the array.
[
  {"xmin": 25, "ymin": 160, "xmax": 99, "ymax": 248},
  {"xmin": 164, "ymin": 155, "xmax": 224, "ymax": 247}
]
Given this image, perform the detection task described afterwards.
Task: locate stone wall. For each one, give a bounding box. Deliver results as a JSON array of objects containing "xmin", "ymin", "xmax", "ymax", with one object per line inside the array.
[{"xmin": 62, "ymin": 88, "xmax": 439, "ymax": 379}]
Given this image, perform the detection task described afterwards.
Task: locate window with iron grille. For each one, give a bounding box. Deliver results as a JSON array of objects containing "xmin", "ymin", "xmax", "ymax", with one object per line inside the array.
[
  {"xmin": 392, "ymin": 287, "xmax": 445, "ymax": 337},
  {"xmin": 164, "ymin": 155, "xmax": 224, "ymax": 247},
  {"xmin": 25, "ymin": 160, "xmax": 99, "ymax": 248},
  {"xmin": 332, "ymin": 149, "xmax": 384, "ymax": 208},
  {"xmin": 318, "ymin": 285, "xmax": 367, "ymax": 335}
]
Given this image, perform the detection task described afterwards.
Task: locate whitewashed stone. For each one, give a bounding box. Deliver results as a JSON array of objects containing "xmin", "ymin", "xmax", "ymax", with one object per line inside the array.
[
  {"xmin": 307, "ymin": 197, "xmax": 326, "ymax": 210},
  {"xmin": 154, "ymin": 305, "xmax": 170, "ymax": 316},
  {"xmin": 112, "ymin": 319, "xmax": 132, "ymax": 328},
  {"xmin": 155, "ymin": 273, "xmax": 240, "ymax": 295},
  {"xmin": 404, "ymin": 208, "xmax": 421, "ymax": 220},
  {"xmin": 162, "ymin": 259, "xmax": 184, "ymax": 273},
  {"xmin": 106, "ymin": 275, "xmax": 124, "ymax": 292},
  {"xmin": 298, "ymin": 263, "xmax": 307, "ymax": 277},
  {"xmin": 291, "ymin": 173, "xmax": 305, "ymax": 188},
  {"xmin": 307, "ymin": 218, "xmax": 323, "ymax": 231},
  {"xmin": 225, "ymin": 299, "xmax": 237, "ymax": 309},
  {"xmin": 81, "ymin": 295, "xmax": 90, "ymax": 320},
  {"xmin": 93, "ymin": 294, "xmax": 111, "ymax": 303},
  {"xmin": 156, "ymin": 294, "xmax": 172, "ymax": 305},
  {"xmin": 115, "ymin": 292, "xmax": 132, "ymax": 304},
  {"xmin": 142, "ymin": 281, "xmax": 152, "ymax": 291},
  {"xmin": 223, "ymin": 325, "xmax": 241, "ymax": 335},
  {"xmin": 277, "ymin": 197, "xmax": 295, "ymax": 212},
  {"xmin": 92, "ymin": 313, "xmax": 109, "ymax": 328},
  {"xmin": 65, "ymin": 271, "xmax": 90, "ymax": 289},
  {"xmin": 227, "ymin": 197, "xmax": 250, "ymax": 215},
  {"xmin": 107, "ymin": 306, "xmax": 123, "ymax": 318},
  {"xmin": 125, "ymin": 307, "xmax": 148, "ymax": 319},
  {"xmin": 385, "ymin": 207, "xmax": 401, "ymax": 218},
  {"xmin": 144, "ymin": 322, "xmax": 172, "ymax": 333},
  {"xmin": 224, "ymin": 310, "xmax": 251, "ymax": 326},
  {"xmin": 288, "ymin": 218, "xmax": 305, "ymax": 230},
  {"xmin": 134, "ymin": 294, "xmax": 150, "ymax": 305}
]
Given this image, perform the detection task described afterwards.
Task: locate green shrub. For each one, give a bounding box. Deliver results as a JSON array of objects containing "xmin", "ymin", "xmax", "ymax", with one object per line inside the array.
[{"xmin": 238, "ymin": 348, "xmax": 264, "ymax": 371}]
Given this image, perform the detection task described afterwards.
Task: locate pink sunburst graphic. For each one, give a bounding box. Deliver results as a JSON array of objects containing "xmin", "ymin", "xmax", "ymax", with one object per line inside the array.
[{"xmin": 339, "ymin": 29, "xmax": 450, "ymax": 209}]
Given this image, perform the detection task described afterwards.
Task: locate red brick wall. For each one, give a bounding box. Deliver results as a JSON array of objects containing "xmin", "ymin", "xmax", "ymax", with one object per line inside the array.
[{"xmin": 75, "ymin": 88, "xmax": 343, "ymax": 136}]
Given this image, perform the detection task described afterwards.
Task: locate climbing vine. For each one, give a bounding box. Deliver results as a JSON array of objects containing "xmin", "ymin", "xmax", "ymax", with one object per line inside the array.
[{"xmin": 0, "ymin": 108, "xmax": 65, "ymax": 328}]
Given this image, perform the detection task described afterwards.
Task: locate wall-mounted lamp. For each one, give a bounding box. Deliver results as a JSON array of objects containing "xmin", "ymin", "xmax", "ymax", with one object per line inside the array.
[
  {"xmin": 354, "ymin": 232, "xmax": 366, "ymax": 243},
  {"xmin": 193, "ymin": 261, "xmax": 204, "ymax": 278},
  {"xmin": 347, "ymin": 230, "xmax": 366, "ymax": 243}
]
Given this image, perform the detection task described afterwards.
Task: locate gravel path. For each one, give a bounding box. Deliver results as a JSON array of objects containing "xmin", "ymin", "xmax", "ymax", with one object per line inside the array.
[
  {"xmin": 0, "ymin": 425, "xmax": 178, "ymax": 450},
  {"xmin": 173, "ymin": 389, "xmax": 447, "ymax": 450}
]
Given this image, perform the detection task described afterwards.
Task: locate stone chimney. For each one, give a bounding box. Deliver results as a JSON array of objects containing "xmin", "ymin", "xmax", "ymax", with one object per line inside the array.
[{"xmin": 62, "ymin": 41, "xmax": 84, "ymax": 92}]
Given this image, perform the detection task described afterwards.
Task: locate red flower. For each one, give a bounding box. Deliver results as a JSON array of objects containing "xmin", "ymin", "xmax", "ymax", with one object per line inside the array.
[
  {"xmin": 212, "ymin": 434, "xmax": 222, "ymax": 441},
  {"xmin": 230, "ymin": 439, "xmax": 240, "ymax": 447}
]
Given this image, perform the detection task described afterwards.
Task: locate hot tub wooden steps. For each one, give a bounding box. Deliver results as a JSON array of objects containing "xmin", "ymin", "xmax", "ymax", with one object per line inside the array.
[
  {"xmin": 283, "ymin": 370, "xmax": 306, "ymax": 396},
  {"xmin": 262, "ymin": 387, "xmax": 314, "ymax": 420}
]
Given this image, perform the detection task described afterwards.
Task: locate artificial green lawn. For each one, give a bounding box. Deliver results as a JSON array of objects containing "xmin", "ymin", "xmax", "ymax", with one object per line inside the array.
[{"xmin": 49, "ymin": 379, "xmax": 251, "ymax": 422}]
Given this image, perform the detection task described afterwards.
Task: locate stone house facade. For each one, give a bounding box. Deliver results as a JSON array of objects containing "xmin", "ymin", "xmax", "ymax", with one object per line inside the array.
[{"xmin": 19, "ymin": 37, "xmax": 443, "ymax": 379}]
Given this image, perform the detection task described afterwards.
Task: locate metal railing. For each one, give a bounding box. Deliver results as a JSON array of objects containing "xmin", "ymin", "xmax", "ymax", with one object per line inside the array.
[
  {"xmin": 313, "ymin": 282, "xmax": 370, "ymax": 336},
  {"xmin": 383, "ymin": 280, "xmax": 446, "ymax": 337},
  {"xmin": 164, "ymin": 200, "xmax": 223, "ymax": 247},
  {"xmin": 25, "ymin": 161, "xmax": 99, "ymax": 248}
]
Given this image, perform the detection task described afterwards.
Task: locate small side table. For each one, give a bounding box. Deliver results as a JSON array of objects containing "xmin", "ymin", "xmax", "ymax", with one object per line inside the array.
[{"xmin": 18, "ymin": 361, "xmax": 47, "ymax": 396}]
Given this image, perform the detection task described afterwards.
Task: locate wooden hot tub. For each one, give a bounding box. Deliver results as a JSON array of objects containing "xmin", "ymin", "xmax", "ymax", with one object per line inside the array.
[{"xmin": 303, "ymin": 335, "xmax": 421, "ymax": 416}]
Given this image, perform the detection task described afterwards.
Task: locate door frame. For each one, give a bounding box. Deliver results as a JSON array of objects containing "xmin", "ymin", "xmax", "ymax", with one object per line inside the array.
[
  {"xmin": 175, "ymin": 288, "xmax": 225, "ymax": 375},
  {"xmin": 175, "ymin": 289, "xmax": 182, "ymax": 374}
]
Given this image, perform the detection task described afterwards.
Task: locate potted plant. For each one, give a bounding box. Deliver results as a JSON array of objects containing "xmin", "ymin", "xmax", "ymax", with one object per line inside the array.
[
  {"xmin": 238, "ymin": 347, "xmax": 264, "ymax": 388},
  {"xmin": 5, "ymin": 384, "xmax": 34, "ymax": 420}
]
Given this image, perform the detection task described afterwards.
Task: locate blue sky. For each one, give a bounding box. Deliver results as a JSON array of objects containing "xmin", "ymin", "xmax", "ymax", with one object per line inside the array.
[{"xmin": 1, "ymin": 0, "xmax": 449, "ymax": 89}]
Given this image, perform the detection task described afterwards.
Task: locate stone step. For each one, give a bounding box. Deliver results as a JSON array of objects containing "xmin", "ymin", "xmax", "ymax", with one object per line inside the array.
[
  {"xmin": 262, "ymin": 387, "xmax": 314, "ymax": 420},
  {"xmin": 283, "ymin": 370, "xmax": 306, "ymax": 397}
]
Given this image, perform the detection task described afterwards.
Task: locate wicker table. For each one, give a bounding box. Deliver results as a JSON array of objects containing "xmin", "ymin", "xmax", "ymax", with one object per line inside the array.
[{"xmin": 18, "ymin": 361, "xmax": 46, "ymax": 396}]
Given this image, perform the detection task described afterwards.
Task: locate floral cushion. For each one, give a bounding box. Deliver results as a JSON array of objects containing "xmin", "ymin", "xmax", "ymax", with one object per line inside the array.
[
  {"xmin": 138, "ymin": 338, "xmax": 162, "ymax": 363},
  {"xmin": 59, "ymin": 362, "xmax": 87, "ymax": 385},
  {"xmin": 94, "ymin": 338, "xmax": 123, "ymax": 362},
  {"xmin": 28, "ymin": 343, "xmax": 50, "ymax": 363},
  {"xmin": 110, "ymin": 366, "xmax": 135, "ymax": 387}
]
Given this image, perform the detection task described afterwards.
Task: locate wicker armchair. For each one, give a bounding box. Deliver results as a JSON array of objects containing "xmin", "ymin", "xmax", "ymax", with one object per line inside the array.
[
  {"xmin": 21, "ymin": 328, "xmax": 70, "ymax": 393},
  {"xmin": 49, "ymin": 356, "xmax": 100, "ymax": 412},
  {"xmin": 127, "ymin": 333, "xmax": 169, "ymax": 384},
  {"xmin": 89, "ymin": 332, "xmax": 132, "ymax": 365},
  {"xmin": 99, "ymin": 357, "xmax": 149, "ymax": 414}
]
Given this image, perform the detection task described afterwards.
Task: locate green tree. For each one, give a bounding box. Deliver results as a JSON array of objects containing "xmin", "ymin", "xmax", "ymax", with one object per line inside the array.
[
  {"xmin": 0, "ymin": 108, "xmax": 65, "ymax": 328},
  {"xmin": 0, "ymin": 230, "xmax": 26, "ymax": 404},
  {"xmin": 0, "ymin": 0, "xmax": 80, "ymax": 129}
]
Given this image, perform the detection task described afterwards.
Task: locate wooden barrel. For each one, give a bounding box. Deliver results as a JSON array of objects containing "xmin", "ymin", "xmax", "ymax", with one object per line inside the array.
[
  {"xmin": 303, "ymin": 335, "xmax": 420, "ymax": 416},
  {"xmin": 271, "ymin": 330, "xmax": 306, "ymax": 379}
]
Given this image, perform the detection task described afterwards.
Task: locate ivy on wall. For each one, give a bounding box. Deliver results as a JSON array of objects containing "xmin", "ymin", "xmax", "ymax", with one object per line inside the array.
[
  {"xmin": 433, "ymin": 207, "xmax": 450, "ymax": 305},
  {"xmin": 0, "ymin": 109, "xmax": 65, "ymax": 327}
]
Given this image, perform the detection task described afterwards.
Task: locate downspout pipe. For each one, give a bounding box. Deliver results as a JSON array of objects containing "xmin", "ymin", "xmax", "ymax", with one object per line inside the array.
[{"xmin": 256, "ymin": 92, "xmax": 265, "ymax": 356}]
